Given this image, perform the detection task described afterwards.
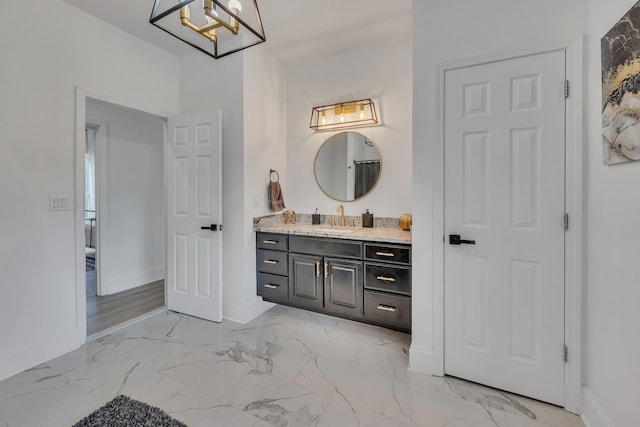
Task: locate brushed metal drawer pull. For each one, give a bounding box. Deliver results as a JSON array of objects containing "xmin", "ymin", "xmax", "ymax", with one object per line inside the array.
[
  {"xmin": 264, "ymin": 283, "xmax": 279, "ymax": 289},
  {"xmin": 263, "ymin": 240, "xmax": 278, "ymax": 244},
  {"xmin": 376, "ymin": 275, "xmax": 396, "ymax": 283},
  {"xmin": 375, "ymin": 251, "xmax": 395, "ymax": 257},
  {"xmin": 316, "ymin": 261, "xmax": 321, "ymax": 277},
  {"xmin": 377, "ymin": 304, "xmax": 397, "ymax": 312},
  {"xmin": 325, "ymin": 262, "xmax": 329, "ymax": 278},
  {"xmin": 263, "ymin": 260, "xmax": 278, "ymax": 265}
]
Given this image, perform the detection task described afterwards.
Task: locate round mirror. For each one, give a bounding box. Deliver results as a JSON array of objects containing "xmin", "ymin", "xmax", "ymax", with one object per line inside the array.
[{"xmin": 314, "ymin": 131, "xmax": 382, "ymax": 202}]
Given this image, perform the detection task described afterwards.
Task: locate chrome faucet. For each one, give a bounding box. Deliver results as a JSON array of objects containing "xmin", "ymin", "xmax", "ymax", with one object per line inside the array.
[{"xmin": 337, "ymin": 204, "xmax": 345, "ymax": 227}]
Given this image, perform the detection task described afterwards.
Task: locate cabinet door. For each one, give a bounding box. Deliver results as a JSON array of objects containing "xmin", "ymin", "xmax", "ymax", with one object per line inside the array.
[
  {"xmin": 324, "ymin": 257, "xmax": 363, "ymax": 318},
  {"xmin": 289, "ymin": 253, "xmax": 324, "ymax": 309}
]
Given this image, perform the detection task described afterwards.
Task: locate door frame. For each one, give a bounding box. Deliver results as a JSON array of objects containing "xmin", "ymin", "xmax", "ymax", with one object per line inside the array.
[
  {"xmin": 74, "ymin": 87, "xmax": 169, "ymax": 339},
  {"xmin": 432, "ymin": 38, "xmax": 584, "ymax": 413},
  {"xmin": 83, "ymin": 122, "xmax": 105, "ymax": 296}
]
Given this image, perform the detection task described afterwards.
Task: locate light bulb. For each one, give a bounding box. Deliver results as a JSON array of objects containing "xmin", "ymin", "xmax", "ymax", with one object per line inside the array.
[
  {"xmin": 359, "ymin": 104, "xmax": 365, "ymax": 120},
  {"xmin": 206, "ymin": 9, "xmax": 219, "ymax": 23},
  {"xmin": 202, "ymin": 0, "xmax": 218, "ymax": 23},
  {"xmin": 340, "ymin": 113, "xmax": 345, "ymax": 123},
  {"xmin": 228, "ymin": 0, "xmax": 242, "ymax": 14},
  {"xmin": 321, "ymin": 111, "xmax": 326, "ymax": 126}
]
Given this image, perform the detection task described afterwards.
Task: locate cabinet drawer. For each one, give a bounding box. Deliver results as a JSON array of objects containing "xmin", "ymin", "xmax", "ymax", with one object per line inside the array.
[
  {"xmin": 257, "ymin": 249, "xmax": 288, "ymax": 275},
  {"xmin": 290, "ymin": 236, "xmax": 362, "ymax": 259},
  {"xmin": 257, "ymin": 273, "xmax": 288, "ymax": 301},
  {"xmin": 364, "ymin": 243, "xmax": 411, "ymax": 265},
  {"xmin": 364, "ymin": 290, "xmax": 411, "ymax": 331},
  {"xmin": 257, "ymin": 233, "xmax": 288, "ymax": 251},
  {"xmin": 365, "ymin": 263, "xmax": 411, "ymax": 296}
]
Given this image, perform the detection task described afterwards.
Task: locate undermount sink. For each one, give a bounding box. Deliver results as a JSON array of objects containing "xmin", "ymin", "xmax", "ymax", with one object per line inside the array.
[{"xmin": 314, "ymin": 227, "xmax": 357, "ymax": 234}]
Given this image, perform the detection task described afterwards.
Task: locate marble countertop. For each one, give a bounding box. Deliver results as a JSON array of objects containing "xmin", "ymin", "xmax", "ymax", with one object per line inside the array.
[{"xmin": 254, "ymin": 222, "xmax": 411, "ymax": 244}]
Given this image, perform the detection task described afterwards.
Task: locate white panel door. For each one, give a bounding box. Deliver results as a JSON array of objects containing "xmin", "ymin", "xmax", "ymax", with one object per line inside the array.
[
  {"xmin": 444, "ymin": 51, "xmax": 566, "ymax": 405},
  {"xmin": 167, "ymin": 112, "xmax": 222, "ymax": 322}
]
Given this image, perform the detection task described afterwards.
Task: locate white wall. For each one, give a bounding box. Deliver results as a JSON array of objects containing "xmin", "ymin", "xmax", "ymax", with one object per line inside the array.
[
  {"xmin": 242, "ymin": 47, "xmax": 288, "ymax": 320},
  {"xmin": 410, "ymin": 0, "xmax": 587, "ymax": 389},
  {"xmin": 0, "ymin": 0, "xmax": 179, "ymax": 381},
  {"xmin": 87, "ymin": 101, "xmax": 165, "ymax": 295},
  {"xmin": 285, "ymin": 35, "xmax": 412, "ymax": 218},
  {"xmin": 583, "ymin": 1, "xmax": 640, "ymax": 426}
]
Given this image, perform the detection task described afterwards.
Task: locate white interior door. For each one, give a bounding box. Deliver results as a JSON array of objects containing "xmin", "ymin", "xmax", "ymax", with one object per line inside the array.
[
  {"xmin": 444, "ymin": 51, "xmax": 566, "ymax": 405},
  {"xmin": 167, "ymin": 112, "xmax": 223, "ymax": 322}
]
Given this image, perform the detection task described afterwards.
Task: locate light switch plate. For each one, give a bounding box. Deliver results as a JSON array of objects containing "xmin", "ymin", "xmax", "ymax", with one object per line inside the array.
[{"xmin": 49, "ymin": 195, "xmax": 70, "ymax": 211}]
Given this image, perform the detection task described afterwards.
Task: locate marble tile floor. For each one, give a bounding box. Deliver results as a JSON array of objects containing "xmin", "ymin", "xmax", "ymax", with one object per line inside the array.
[{"xmin": 0, "ymin": 306, "xmax": 585, "ymax": 427}]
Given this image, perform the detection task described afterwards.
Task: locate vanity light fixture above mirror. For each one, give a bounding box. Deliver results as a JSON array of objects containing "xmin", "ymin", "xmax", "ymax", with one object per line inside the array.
[{"xmin": 310, "ymin": 99, "xmax": 378, "ymax": 131}]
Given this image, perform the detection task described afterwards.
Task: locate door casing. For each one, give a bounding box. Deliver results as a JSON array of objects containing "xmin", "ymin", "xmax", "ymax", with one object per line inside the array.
[
  {"xmin": 74, "ymin": 88, "xmax": 170, "ymax": 340},
  {"xmin": 84, "ymin": 122, "xmax": 106, "ymax": 296},
  {"xmin": 432, "ymin": 38, "xmax": 584, "ymax": 414}
]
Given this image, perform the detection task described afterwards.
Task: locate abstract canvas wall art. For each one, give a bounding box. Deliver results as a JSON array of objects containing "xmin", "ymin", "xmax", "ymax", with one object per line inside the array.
[{"xmin": 602, "ymin": 0, "xmax": 640, "ymax": 165}]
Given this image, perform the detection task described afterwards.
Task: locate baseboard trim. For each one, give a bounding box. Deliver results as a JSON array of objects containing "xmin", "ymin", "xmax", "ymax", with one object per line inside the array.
[
  {"xmin": 582, "ymin": 387, "xmax": 615, "ymax": 427},
  {"xmin": 408, "ymin": 344, "xmax": 442, "ymax": 376},
  {"xmin": 0, "ymin": 330, "xmax": 84, "ymax": 382},
  {"xmin": 223, "ymin": 297, "xmax": 274, "ymax": 324},
  {"xmin": 0, "ymin": 306, "xmax": 171, "ymax": 382},
  {"xmin": 100, "ymin": 265, "xmax": 164, "ymax": 295}
]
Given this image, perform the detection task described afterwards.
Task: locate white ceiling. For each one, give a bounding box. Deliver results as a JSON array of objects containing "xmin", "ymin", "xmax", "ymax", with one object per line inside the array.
[{"xmin": 62, "ymin": 0, "xmax": 412, "ymax": 64}]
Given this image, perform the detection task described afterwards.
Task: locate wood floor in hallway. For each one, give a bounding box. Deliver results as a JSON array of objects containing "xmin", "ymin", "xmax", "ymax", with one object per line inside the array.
[{"xmin": 86, "ymin": 268, "xmax": 165, "ymax": 336}]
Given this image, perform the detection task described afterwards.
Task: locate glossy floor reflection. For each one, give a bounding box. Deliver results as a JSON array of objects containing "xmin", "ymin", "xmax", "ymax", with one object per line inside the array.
[{"xmin": 0, "ymin": 306, "xmax": 584, "ymax": 427}]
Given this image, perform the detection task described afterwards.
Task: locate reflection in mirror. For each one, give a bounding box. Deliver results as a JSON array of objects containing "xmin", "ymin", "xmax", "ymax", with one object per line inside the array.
[{"xmin": 314, "ymin": 131, "xmax": 381, "ymax": 202}]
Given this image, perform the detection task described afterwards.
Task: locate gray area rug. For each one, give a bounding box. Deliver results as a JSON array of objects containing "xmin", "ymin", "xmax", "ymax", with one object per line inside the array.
[{"xmin": 72, "ymin": 395, "xmax": 187, "ymax": 427}]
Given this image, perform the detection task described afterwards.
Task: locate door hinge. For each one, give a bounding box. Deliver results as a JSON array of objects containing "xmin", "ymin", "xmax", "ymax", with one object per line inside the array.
[
  {"xmin": 564, "ymin": 80, "xmax": 570, "ymax": 99},
  {"xmin": 564, "ymin": 344, "xmax": 568, "ymax": 363},
  {"xmin": 564, "ymin": 213, "xmax": 569, "ymax": 231}
]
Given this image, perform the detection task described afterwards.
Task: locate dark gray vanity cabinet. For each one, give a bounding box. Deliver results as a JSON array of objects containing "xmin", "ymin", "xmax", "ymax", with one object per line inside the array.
[
  {"xmin": 256, "ymin": 232, "xmax": 410, "ymax": 332},
  {"xmin": 363, "ymin": 243, "xmax": 412, "ymax": 332},
  {"xmin": 256, "ymin": 233, "xmax": 289, "ymax": 301}
]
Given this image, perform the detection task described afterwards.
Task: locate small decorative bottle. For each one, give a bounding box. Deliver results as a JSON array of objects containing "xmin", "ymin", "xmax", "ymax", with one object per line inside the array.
[{"xmin": 362, "ymin": 209, "xmax": 374, "ymax": 228}]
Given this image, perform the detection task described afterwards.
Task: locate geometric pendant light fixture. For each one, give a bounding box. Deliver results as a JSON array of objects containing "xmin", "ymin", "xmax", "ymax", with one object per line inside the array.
[
  {"xmin": 150, "ymin": 0, "xmax": 266, "ymax": 59},
  {"xmin": 310, "ymin": 98, "xmax": 378, "ymax": 131}
]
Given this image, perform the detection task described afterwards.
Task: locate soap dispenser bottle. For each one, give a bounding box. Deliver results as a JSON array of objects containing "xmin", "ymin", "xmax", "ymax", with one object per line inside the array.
[{"xmin": 362, "ymin": 209, "xmax": 373, "ymax": 228}]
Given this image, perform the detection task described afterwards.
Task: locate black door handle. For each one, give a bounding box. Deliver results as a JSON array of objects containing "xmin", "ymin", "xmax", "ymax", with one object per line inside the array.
[
  {"xmin": 449, "ymin": 234, "xmax": 475, "ymax": 245},
  {"xmin": 201, "ymin": 224, "xmax": 218, "ymax": 231}
]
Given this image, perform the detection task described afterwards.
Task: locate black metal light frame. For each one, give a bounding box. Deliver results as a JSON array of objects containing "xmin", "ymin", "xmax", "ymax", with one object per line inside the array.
[
  {"xmin": 310, "ymin": 99, "xmax": 379, "ymax": 132},
  {"xmin": 149, "ymin": 0, "xmax": 266, "ymax": 59}
]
